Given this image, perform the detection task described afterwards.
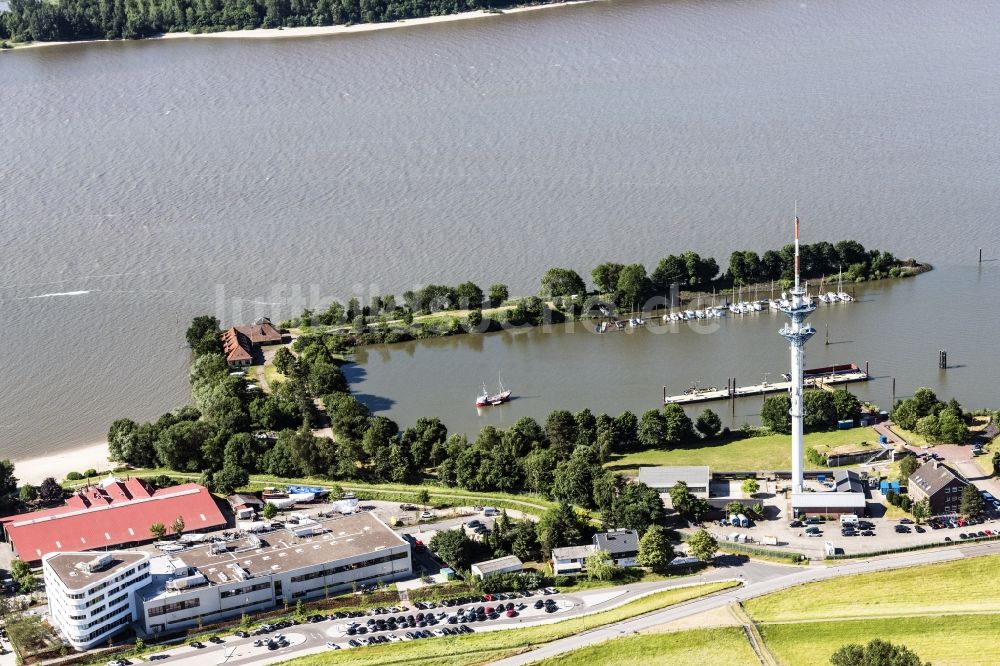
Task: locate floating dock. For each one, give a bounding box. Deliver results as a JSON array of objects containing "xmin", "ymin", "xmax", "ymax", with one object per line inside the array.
[{"xmin": 664, "ymin": 363, "xmax": 870, "ymax": 405}]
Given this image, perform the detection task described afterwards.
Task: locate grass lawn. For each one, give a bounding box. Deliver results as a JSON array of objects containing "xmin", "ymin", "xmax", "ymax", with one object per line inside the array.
[
  {"xmin": 888, "ymin": 424, "xmax": 932, "ymax": 447},
  {"xmin": 263, "ymin": 361, "xmax": 286, "ymax": 387},
  {"xmin": 759, "ymin": 614, "xmax": 1000, "ymax": 666},
  {"xmin": 745, "ymin": 555, "xmax": 1000, "ymax": 623},
  {"xmin": 606, "ymin": 427, "xmax": 873, "ymax": 473},
  {"xmin": 975, "ymin": 438, "xmax": 998, "ymax": 476},
  {"xmin": 535, "ymin": 626, "xmax": 757, "ymax": 666},
  {"xmin": 276, "ymin": 581, "xmax": 739, "ymax": 666}
]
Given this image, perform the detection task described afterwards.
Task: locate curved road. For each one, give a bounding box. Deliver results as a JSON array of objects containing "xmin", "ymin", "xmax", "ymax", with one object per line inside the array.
[
  {"xmin": 489, "ymin": 541, "xmax": 1000, "ymax": 665},
  {"xmin": 135, "ymin": 542, "xmax": 999, "ymax": 666}
]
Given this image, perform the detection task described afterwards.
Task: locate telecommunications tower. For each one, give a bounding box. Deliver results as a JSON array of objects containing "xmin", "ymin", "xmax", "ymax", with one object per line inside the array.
[{"xmin": 778, "ymin": 214, "xmax": 816, "ymax": 494}]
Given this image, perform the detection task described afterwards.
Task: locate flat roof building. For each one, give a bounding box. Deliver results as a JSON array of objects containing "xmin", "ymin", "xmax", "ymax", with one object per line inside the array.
[
  {"xmin": 637, "ymin": 466, "xmax": 710, "ymax": 500},
  {"xmin": 470, "ymin": 555, "xmax": 523, "ymax": 579},
  {"xmin": 1, "ymin": 477, "xmax": 226, "ymax": 564},
  {"xmin": 139, "ymin": 512, "xmax": 411, "ymax": 635},
  {"xmin": 43, "ymin": 551, "xmax": 151, "ymax": 650}
]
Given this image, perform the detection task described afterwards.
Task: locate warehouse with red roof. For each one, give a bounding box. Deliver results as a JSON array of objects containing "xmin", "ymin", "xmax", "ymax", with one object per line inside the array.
[{"xmin": 0, "ymin": 477, "xmax": 227, "ymax": 564}]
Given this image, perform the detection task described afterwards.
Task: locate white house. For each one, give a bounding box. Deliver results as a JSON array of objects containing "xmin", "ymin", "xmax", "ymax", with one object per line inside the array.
[
  {"xmin": 43, "ymin": 551, "xmax": 152, "ymax": 650},
  {"xmin": 550, "ymin": 545, "xmax": 596, "ymax": 575}
]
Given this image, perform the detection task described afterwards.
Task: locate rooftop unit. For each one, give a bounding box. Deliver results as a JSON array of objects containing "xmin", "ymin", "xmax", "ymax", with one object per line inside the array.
[
  {"xmin": 166, "ymin": 572, "xmax": 207, "ymax": 590},
  {"xmin": 76, "ymin": 553, "xmax": 113, "ymax": 573}
]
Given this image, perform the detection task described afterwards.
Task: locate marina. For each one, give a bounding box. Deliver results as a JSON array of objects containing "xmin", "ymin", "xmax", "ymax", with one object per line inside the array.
[{"xmin": 663, "ymin": 363, "xmax": 871, "ymax": 405}]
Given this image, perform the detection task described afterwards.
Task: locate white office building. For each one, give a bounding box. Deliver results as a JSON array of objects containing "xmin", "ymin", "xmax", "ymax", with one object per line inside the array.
[
  {"xmin": 43, "ymin": 551, "xmax": 151, "ymax": 649},
  {"xmin": 139, "ymin": 512, "xmax": 411, "ymax": 635}
]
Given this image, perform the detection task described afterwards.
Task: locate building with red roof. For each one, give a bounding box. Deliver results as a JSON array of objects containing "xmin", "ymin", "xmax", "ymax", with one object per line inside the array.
[
  {"xmin": 221, "ymin": 317, "xmax": 284, "ymax": 368},
  {"xmin": 1, "ymin": 477, "xmax": 227, "ymax": 564}
]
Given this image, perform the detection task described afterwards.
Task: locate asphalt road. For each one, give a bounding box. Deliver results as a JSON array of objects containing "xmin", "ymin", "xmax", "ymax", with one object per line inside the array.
[
  {"xmin": 133, "ymin": 541, "xmax": 1000, "ymax": 666},
  {"xmin": 489, "ymin": 541, "xmax": 1000, "ymax": 665}
]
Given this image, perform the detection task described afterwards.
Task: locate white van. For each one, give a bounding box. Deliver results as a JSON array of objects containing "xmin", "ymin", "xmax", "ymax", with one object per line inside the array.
[
  {"xmin": 483, "ymin": 506, "xmax": 497, "ymax": 517},
  {"xmin": 840, "ymin": 514, "xmax": 859, "ymax": 525}
]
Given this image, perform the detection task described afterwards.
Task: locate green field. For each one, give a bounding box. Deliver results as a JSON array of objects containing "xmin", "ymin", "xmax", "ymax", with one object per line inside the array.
[
  {"xmin": 745, "ymin": 555, "xmax": 1000, "ymax": 622},
  {"xmin": 606, "ymin": 427, "xmax": 873, "ymax": 473},
  {"xmin": 536, "ymin": 627, "xmax": 758, "ymax": 666},
  {"xmin": 276, "ymin": 581, "xmax": 738, "ymax": 666},
  {"xmin": 759, "ymin": 614, "xmax": 1000, "ymax": 666}
]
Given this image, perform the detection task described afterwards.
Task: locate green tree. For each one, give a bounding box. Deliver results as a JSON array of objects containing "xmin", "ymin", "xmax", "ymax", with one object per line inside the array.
[
  {"xmin": 523, "ymin": 449, "xmax": 558, "ymax": 497},
  {"xmin": 172, "ymin": 516, "xmax": 185, "ymax": 536},
  {"xmin": 416, "ymin": 488, "xmax": 431, "ymax": 508},
  {"xmin": 898, "ymin": 455, "xmax": 920, "ymax": 481},
  {"xmin": 149, "ymin": 523, "xmax": 167, "ymax": 539},
  {"xmin": 545, "ymin": 410, "xmax": 579, "ymax": 458},
  {"xmin": 322, "ymin": 393, "xmax": 371, "ymax": 443},
  {"xmin": 830, "ymin": 639, "xmax": 929, "ymax": 666},
  {"xmin": 552, "ymin": 449, "xmax": 599, "ymax": 507},
  {"xmin": 584, "ymin": 549, "xmax": 617, "ymax": 582},
  {"xmin": 636, "ymin": 525, "xmax": 674, "ymax": 571},
  {"xmin": 591, "ymin": 262, "xmax": 625, "ymax": 294},
  {"xmin": 686, "ymin": 529, "xmax": 718, "ymax": 562},
  {"xmin": 911, "ymin": 498, "xmax": 931, "ymax": 524},
  {"xmin": 662, "ymin": 403, "xmax": 695, "ymax": 446},
  {"xmin": 960, "ymin": 484, "xmax": 984, "ymax": 518},
  {"xmin": 669, "ymin": 481, "xmax": 693, "ymax": 517},
  {"xmin": 638, "ymin": 409, "xmax": 666, "ymax": 449},
  {"xmin": 536, "ymin": 503, "xmax": 587, "ymax": 558},
  {"xmin": 741, "ymin": 478, "xmax": 760, "ymax": 497},
  {"xmin": 616, "ymin": 263, "xmax": 652, "ymax": 308},
  {"xmin": 18, "ymin": 485, "xmax": 37, "ymax": 502},
  {"xmin": 213, "ymin": 463, "xmax": 249, "ymax": 495},
  {"xmin": 39, "ymin": 477, "xmax": 63, "ymax": 503},
  {"xmin": 262, "ymin": 502, "xmax": 278, "ymax": 520},
  {"xmin": 185, "ymin": 315, "xmax": 220, "ymax": 349},
  {"xmin": 613, "ymin": 411, "xmax": 640, "ymax": 453},
  {"xmin": 488, "ymin": 283, "xmax": 509, "ymax": 307},
  {"xmin": 936, "ymin": 408, "xmax": 967, "ymax": 443},
  {"xmin": 831, "ymin": 389, "xmax": 862, "ymax": 422},
  {"xmin": 915, "ymin": 415, "xmax": 940, "ymax": 442},
  {"xmin": 695, "ymin": 409, "xmax": 722, "ymax": 438},
  {"xmin": 804, "ymin": 390, "xmax": 838, "ymax": 430},
  {"xmin": 155, "ymin": 420, "xmax": 214, "ymax": 471},
  {"xmin": 455, "ymin": 282, "xmax": 484, "ymax": 309},
  {"xmin": 761, "ymin": 395, "xmax": 792, "ymax": 434},
  {"xmin": 891, "ymin": 400, "xmax": 919, "ymax": 431},
  {"xmin": 272, "ymin": 346, "xmax": 298, "ymax": 377},
  {"xmin": 429, "ymin": 529, "xmax": 475, "ymax": 570},
  {"xmin": 611, "ymin": 482, "xmax": 665, "ymax": 536},
  {"xmin": 540, "ymin": 268, "xmax": 586, "ymax": 297}
]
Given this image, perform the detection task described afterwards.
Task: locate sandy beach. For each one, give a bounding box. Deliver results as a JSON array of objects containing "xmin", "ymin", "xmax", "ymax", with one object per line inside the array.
[
  {"xmin": 3, "ymin": 1, "xmax": 597, "ymax": 51},
  {"xmin": 12, "ymin": 442, "xmax": 112, "ymax": 486}
]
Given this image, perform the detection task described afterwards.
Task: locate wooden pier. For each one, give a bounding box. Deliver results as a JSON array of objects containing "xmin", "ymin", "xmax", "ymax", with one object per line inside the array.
[{"xmin": 664, "ymin": 363, "xmax": 870, "ymax": 405}]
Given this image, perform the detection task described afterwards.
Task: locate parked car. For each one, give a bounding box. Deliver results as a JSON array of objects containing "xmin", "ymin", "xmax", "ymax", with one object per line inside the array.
[{"xmin": 419, "ymin": 511, "xmax": 434, "ymax": 520}]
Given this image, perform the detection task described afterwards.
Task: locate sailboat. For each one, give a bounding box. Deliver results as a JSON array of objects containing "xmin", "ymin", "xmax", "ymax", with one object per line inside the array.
[
  {"xmin": 475, "ymin": 374, "xmax": 512, "ymax": 407},
  {"xmin": 836, "ymin": 267, "xmax": 853, "ymax": 301}
]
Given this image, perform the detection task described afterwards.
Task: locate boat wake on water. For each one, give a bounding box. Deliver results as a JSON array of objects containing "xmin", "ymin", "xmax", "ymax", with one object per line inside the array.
[{"xmin": 24, "ymin": 290, "xmax": 93, "ymax": 299}]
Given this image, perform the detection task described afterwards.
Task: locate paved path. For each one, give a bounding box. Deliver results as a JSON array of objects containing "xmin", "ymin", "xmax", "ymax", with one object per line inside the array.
[{"xmin": 488, "ymin": 541, "xmax": 1000, "ymax": 665}]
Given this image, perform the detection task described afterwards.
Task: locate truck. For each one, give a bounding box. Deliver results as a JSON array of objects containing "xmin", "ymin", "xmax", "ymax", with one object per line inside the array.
[
  {"xmin": 737, "ymin": 513, "xmax": 750, "ymax": 528},
  {"xmin": 729, "ymin": 513, "xmax": 740, "ymax": 527},
  {"xmin": 761, "ymin": 535, "xmax": 779, "ymax": 546},
  {"xmin": 840, "ymin": 514, "xmax": 859, "ymax": 525}
]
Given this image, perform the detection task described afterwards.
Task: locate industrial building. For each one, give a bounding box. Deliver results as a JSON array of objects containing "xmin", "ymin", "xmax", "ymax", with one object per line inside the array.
[
  {"xmin": 43, "ymin": 551, "xmax": 152, "ymax": 650},
  {"xmin": 637, "ymin": 466, "xmax": 710, "ymax": 502},
  {"xmin": 138, "ymin": 512, "xmax": 411, "ymax": 635},
  {"xmin": 470, "ymin": 555, "xmax": 523, "ymax": 579},
  {"xmin": 1, "ymin": 477, "xmax": 227, "ymax": 564}
]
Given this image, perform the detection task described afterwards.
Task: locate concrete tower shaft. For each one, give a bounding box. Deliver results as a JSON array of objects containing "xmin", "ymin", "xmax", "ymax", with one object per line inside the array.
[{"xmin": 778, "ymin": 216, "xmax": 816, "ymax": 494}]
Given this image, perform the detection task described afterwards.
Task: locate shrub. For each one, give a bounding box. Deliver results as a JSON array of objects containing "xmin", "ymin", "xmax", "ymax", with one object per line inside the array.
[{"xmin": 66, "ymin": 472, "xmax": 82, "ymax": 480}]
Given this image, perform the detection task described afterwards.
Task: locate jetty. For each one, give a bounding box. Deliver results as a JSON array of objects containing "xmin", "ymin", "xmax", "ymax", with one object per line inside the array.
[{"xmin": 664, "ymin": 363, "xmax": 870, "ymax": 405}]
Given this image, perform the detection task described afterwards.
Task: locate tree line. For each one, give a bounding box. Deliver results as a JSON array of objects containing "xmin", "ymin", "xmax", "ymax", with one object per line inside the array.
[
  {"xmin": 545, "ymin": 239, "xmax": 912, "ymax": 306},
  {"xmin": 890, "ymin": 387, "xmax": 968, "ymax": 444},
  {"xmin": 0, "ymin": 0, "xmax": 526, "ymax": 43}
]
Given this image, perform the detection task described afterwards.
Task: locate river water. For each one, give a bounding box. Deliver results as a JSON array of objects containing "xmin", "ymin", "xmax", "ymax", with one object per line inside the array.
[{"xmin": 1, "ymin": 0, "xmax": 999, "ymax": 457}]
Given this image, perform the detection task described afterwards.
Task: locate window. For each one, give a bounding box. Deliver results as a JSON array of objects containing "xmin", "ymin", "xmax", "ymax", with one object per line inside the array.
[{"xmin": 148, "ymin": 598, "xmax": 200, "ymax": 617}]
